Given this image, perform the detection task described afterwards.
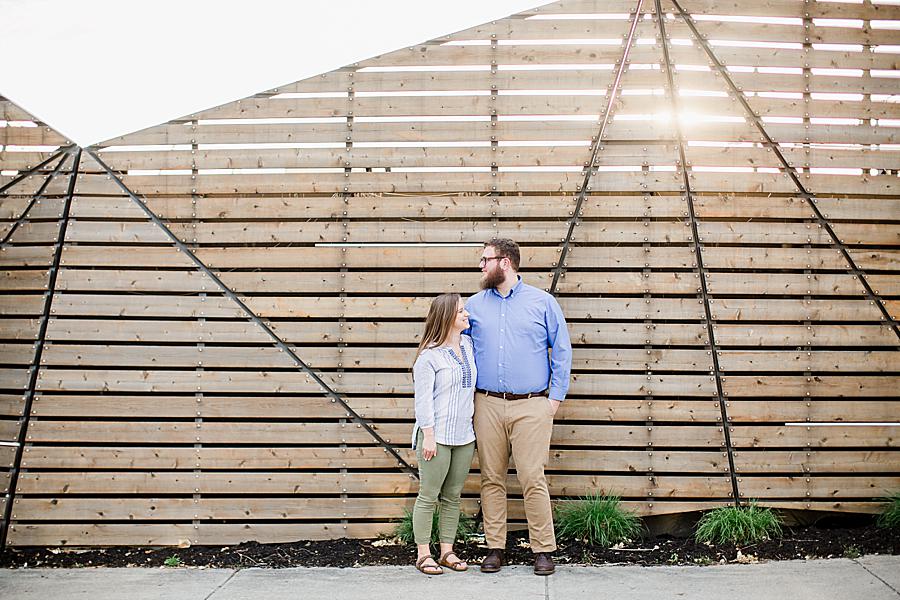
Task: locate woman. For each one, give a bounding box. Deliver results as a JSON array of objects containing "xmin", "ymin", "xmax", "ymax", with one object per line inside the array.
[{"xmin": 411, "ymin": 293, "xmax": 477, "ymax": 575}]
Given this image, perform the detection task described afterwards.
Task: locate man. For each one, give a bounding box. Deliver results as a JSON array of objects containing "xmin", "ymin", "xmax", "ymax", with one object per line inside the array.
[{"xmin": 465, "ymin": 238, "xmax": 572, "ymax": 576}]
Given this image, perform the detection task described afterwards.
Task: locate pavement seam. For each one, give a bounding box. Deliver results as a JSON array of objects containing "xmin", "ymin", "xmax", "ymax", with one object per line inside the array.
[
  {"xmin": 545, "ymin": 574, "xmax": 550, "ymax": 600},
  {"xmin": 202, "ymin": 568, "xmax": 241, "ymax": 600},
  {"xmin": 853, "ymin": 559, "xmax": 900, "ymax": 597}
]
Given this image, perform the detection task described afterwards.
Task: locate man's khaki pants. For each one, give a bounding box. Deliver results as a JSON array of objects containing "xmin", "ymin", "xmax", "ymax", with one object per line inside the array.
[{"xmin": 473, "ymin": 391, "xmax": 556, "ymax": 552}]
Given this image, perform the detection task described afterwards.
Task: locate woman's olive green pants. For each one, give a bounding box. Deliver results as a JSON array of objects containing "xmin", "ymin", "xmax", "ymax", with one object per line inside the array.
[{"xmin": 412, "ymin": 430, "xmax": 476, "ymax": 545}]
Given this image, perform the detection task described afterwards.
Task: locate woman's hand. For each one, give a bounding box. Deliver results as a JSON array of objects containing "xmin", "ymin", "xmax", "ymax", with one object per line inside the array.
[{"xmin": 422, "ymin": 431, "xmax": 437, "ymax": 461}]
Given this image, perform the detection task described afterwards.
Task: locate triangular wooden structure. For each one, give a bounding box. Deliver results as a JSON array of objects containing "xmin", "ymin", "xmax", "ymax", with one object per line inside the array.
[{"xmin": 1, "ymin": 0, "xmax": 898, "ymax": 546}]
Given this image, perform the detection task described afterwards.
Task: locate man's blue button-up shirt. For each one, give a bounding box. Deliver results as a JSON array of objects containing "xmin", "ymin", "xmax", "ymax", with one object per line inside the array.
[{"xmin": 465, "ymin": 277, "xmax": 572, "ymax": 401}]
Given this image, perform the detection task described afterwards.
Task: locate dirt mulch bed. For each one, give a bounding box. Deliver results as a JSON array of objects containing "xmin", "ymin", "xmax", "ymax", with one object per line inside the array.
[{"xmin": 1, "ymin": 521, "xmax": 897, "ymax": 569}]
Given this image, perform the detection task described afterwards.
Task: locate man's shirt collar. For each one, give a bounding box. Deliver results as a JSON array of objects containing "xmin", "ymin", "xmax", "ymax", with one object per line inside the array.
[{"xmin": 490, "ymin": 275, "xmax": 523, "ymax": 299}]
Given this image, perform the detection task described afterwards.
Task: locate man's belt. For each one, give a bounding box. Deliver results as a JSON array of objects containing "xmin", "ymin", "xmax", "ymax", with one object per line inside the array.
[{"xmin": 476, "ymin": 389, "xmax": 548, "ymax": 400}]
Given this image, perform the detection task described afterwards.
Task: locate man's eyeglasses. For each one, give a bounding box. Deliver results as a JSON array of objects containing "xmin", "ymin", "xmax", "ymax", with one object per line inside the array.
[{"xmin": 479, "ymin": 256, "xmax": 505, "ymax": 266}]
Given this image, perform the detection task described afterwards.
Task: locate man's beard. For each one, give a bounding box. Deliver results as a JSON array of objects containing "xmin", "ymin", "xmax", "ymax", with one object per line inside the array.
[{"xmin": 480, "ymin": 264, "xmax": 505, "ymax": 290}]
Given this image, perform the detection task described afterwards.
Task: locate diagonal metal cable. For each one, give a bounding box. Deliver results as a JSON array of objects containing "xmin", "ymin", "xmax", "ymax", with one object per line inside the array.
[
  {"xmin": 87, "ymin": 150, "xmax": 419, "ymax": 479},
  {"xmin": 1, "ymin": 151, "xmax": 73, "ymax": 245},
  {"xmin": 0, "ymin": 149, "xmax": 82, "ymax": 549},
  {"xmin": 549, "ymin": 0, "xmax": 645, "ymax": 294},
  {"xmin": 0, "ymin": 146, "xmax": 72, "ymax": 195},
  {"xmin": 670, "ymin": 0, "xmax": 900, "ymax": 341},
  {"xmin": 655, "ymin": 0, "xmax": 741, "ymax": 506}
]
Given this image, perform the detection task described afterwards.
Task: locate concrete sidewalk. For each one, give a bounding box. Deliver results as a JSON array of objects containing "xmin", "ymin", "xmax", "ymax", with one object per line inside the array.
[{"xmin": 1, "ymin": 555, "xmax": 898, "ymax": 600}]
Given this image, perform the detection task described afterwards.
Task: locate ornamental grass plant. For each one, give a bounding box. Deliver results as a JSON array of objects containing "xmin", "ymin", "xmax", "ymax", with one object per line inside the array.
[
  {"xmin": 393, "ymin": 508, "xmax": 477, "ymax": 544},
  {"xmin": 554, "ymin": 493, "xmax": 643, "ymax": 547},
  {"xmin": 695, "ymin": 502, "xmax": 783, "ymax": 545},
  {"xmin": 876, "ymin": 493, "xmax": 900, "ymax": 529}
]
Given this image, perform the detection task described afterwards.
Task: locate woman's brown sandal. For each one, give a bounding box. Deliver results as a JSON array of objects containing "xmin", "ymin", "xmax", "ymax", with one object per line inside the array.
[
  {"xmin": 438, "ymin": 551, "xmax": 468, "ymax": 572},
  {"xmin": 415, "ymin": 555, "xmax": 444, "ymax": 575}
]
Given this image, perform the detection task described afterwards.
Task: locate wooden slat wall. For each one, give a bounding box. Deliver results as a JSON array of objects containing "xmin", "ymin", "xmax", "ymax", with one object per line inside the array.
[{"xmin": 2, "ymin": 0, "xmax": 899, "ymax": 546}]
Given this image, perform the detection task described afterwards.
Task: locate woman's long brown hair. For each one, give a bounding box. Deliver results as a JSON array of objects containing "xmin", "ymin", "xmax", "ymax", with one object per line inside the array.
[{"xmin": 412, "ymin": 293, "xmax": 461, "ymax": 371}]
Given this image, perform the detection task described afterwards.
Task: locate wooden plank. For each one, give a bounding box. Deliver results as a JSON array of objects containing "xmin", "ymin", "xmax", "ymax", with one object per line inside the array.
[
  {"xmin": 14, "ymin": 471, "xmax": 732, "ymax": 498},
  {"xmin": 674, "ymin": 0, "xmax": 900, "ymax": 19},
  {"xmin": 11, "ymin": 497, "xmax": 417, "ymax": 521},
  {"xmin": 27, "ymin": 394, "xmax": 723, "ymax": 422},
  {"xmin": 672, "ymin": 69, "xmax": 900, "ymax": 97},
  {"xmin": 0, "ymin": 368, "xmax": 30, "ymax": 391},
  {"xmin": 830, "ymin": 222, "xmax": 900, "ymax": 246},
  {"xmin": 668, "ymin": 44, "xmax": 900, "ymax": 71},
  {"xmin": 726, "ymin": 400, "xmax": 900, "ymax": 422},
  {"xmin": 0, "ymin": 127, "xmax": 68, "ymax": 146},
  {"xmin": 6, "ymin": 523, "xmax": 390, "ymax": 546},
  {"xmin": 702, "ymin": 246, "xmax": 848, "ymax": 269},
  {"xmin": 718, "ymin": 350, "xmax": 900, "ymax": 373},
  {"xmin": 0, "ymin": 393, "xmax": 25, "ymax": 417},
  {"xmin": 707, "ymin": 298, "xmax": 883, "ymax": 321},
  {"xmin": 862, "ymin": 273, "xmax": 900, "ymax": 295},
  {"xmin": 0, "ymin": 318, "xmax": 42, "ymax": 339},
  {"xmin": 693, "ymin": 195, "xmax": 814, "ymax": 219},
  {"xmin": 814, "ymin": 197, "xmax": 900, "ymax": 221},
  {"xmin": 31, "ymin": 369, "xmax": 717, "ymax": 397},
  {"xmin": 737, "ymin": 476, "xmax": 900, "ymax": 498},
  {"xmin": 115, "ymin": 170, "xmax": 688, "ymax": 196},
  {"xmin": 20, "ymin": 445, "xmax": 416, "ymax": 470},
  {"xmin": 0, "ymin": 270, "xmax": 49, "ymax": 291},
  {"xmin": 730, "ymin": 425, "xmax": 900, "ymax": 447},
  {"xmin": 665, "ymin": 20, "xmax": 900, "ymax": 46},
  {"xmin": 23, "ymin": 420, "xmax": 726, "ymax": 447},
  {"xmin": 713, "ymin": 324, "xmax": 898, "ymax": 346},
  {"xmin": 0, "ymin": 246, "xmax": 55, "ymax": 268},
  {"xmin": 18, "ymin": 445, "xmax": 731, "ymax": 473},
  {"xmin": 0, "ymin": 343, "xmax": 35, "ymax": 365},
  {"xmin": 59, "ymin": 244, "xmax": 696, "ymax": 270},
  {"xmin": 34, "ymin": 369, "xmax": 330, "ymax": 394},
  {"xmin": 805, "ymin": 174, "xmax": 900, "ymax": 196},
  {"xmin": 697, "ymin": 221, "xmax": 836, "ymax": 244},
  {"xmin": 688, "ymin": 172, "xmax": 801, "ymax": 195},
  {"xmin": 722, "ymin": 375, "xmax": 900, "ymax": 397},
  {"xmin": 45, "ymin": 319, "xmax": 875, "ymax": 347},
  {"xmin": 196, "ymin": 93, "xmax": 624, "ymax": 120},
  {"xmin": 62, "ymin": 220, "xmax": 575, "ymax": 245},
  {"xmin": 7, "ymin": 221, "xmax": 63, "ymax": 244},
  {"xmin": 731, "ymin": 450, "xmax": 900, "ymax": 473},
  {"xmin": 0, "ymin": 419, "xmax": 20, "ymax": 441},
  {"xmin": 39, "ymin": 344, "xmax": 715, "ymax": 373},
  {"xmin": 54, "ymin": 269, "xmax": 706, "ymax": 295},
  {"xmin": 852, "ymin": 250, "xmax": 900, "ymax": 270},
  {"xmin": 45, "ymin": 293, "xmax": 706, "ymax": 321},
  {"xmin": 703, "ymin": 273, "xmax": 865, "ymax": 296}
]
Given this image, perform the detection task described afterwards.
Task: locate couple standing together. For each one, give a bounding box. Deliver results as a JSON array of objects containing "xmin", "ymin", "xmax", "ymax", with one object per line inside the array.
[{"xmin": 410, "ymin": 238, "xmax": 572, "ymax": 577}]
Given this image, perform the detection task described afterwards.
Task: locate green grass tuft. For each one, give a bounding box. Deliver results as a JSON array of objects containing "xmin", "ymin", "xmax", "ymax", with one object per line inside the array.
[
  {"xmin": 554, "ymin": 493, "xmax": 642, "ymax": 547},
  {"xmin": 393, "ymin": 508, "xmax": 476, "ymax": 545},
  {"xmin": 695, "ymin": 503, "xmax": 783, "ymax": 545},
  {"xmin": 876, "ymin": 493, "xmax": 900, "ymax": 529},
  {"xmin": 163, "ymin": 555, "xmax": 182, "ymax": 567}
]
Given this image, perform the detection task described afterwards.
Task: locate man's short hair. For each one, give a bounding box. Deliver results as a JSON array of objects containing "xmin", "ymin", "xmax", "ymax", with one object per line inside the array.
[{"xmin": 485, "ymin": 238, "xmax": 520, "ymax": 271}]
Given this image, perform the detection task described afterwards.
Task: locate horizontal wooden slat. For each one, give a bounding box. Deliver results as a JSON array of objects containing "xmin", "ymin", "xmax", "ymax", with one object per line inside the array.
[
  {"xmin": 25, "ymin": 420, "xmax": 725, "ymax": 445},
  {"xmin": 731, "ymin": 450, "xmax": 900, "ymax": 473},
  {"xmin": 714, "ymin": 324, "xmax": 898, "ymax": 346},
  {"xmin": 737, "ymin": 476, "xmax": 900, "ymax": 498},
  {"xmin": 707, "ymin": 298, "xmax": 883, "ymax": 321},
  {"xmin": 7, "ymin": 522, "xmax": 390, "ymax": 546},
  {"xmin": 726, "ymin": 399, "xmax": 900, "ymax": 422},
  {"xmin": 722, "ymin": 375, "xmax": 900, "ymax": 397},
  {"xmin": 730, "ymin": 425, "xmax": 900, "ymax": 447},
  {"xmin": 718, "ymin": 350, "xmax": 900, "ymax": 373}
]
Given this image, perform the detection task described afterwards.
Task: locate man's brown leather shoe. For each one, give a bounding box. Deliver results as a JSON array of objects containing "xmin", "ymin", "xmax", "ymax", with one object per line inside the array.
[
  {"xmin": 480, "ymin": 548, "xmax": 505, "ymax": 573},
  {"xmin": 534, "ymin": 552, "xmax": 555, "ymax": 576}
]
